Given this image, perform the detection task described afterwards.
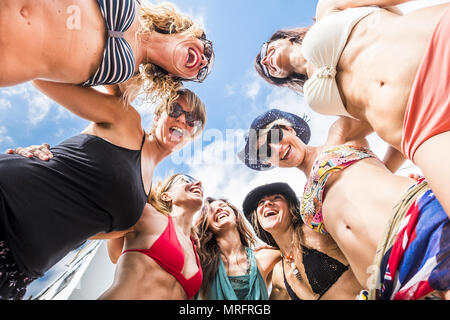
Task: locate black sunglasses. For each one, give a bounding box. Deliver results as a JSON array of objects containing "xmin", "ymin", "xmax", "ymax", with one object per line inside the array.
[
  {"xmin": 257, "ymin": 125, "xmax": 285, "ymax": 162},
  {"xmin": 168, "ymin": 103, "xmax": 198, "ymax": 127}
]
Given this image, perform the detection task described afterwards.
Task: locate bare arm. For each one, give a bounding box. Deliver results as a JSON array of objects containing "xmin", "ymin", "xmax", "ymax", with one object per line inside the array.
[
  {"xmin": 32, "ymin": 80, "xmax": 126, "ymax": 124},
  {"xmin": 383, "ymin": 145, "xmax": 407, "ymax": 173},
  {"xmin": 254, "ymin": 248, "xmax": 282, "ymax": 285},
  {"xmin": 326, "ymin": 116, "xmax": 374, "ymax": 146},
  {"xmin": 106, "ymin": 237, "xmax": 125, "ymax": 264},
  {"xmin": 316, "ymin": 0, "xmax": 411, "ymax": 19}
]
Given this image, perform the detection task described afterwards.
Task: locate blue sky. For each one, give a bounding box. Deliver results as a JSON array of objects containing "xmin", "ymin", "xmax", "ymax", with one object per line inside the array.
[{"xmin": 2, "ymin": 0, "xmax": 426, "ymax": 299}]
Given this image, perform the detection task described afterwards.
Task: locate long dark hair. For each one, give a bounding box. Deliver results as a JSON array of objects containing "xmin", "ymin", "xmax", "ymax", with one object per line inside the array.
[
  {"xmin": 255, "ymin": 27, "xmax": 311, "ymax": 93},
  {"xmin": 194, "ymin": 197, "xmax": 258, "ymax": 298}
]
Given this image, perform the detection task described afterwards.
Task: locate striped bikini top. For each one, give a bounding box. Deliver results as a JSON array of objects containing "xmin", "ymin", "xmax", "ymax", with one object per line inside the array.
[
  {"xmin": 82, "ymin": 0, "xmax": 137, "ymax": 87},
  {"xmin": 300, "ymin": 145, "xmax": 378, "ymax": 234}
]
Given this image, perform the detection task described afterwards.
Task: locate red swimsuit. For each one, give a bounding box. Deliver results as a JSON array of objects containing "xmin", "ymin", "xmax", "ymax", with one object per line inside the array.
[{"xmin": 122, "ymin": 215, "xmax": 203, "ymax": 299}]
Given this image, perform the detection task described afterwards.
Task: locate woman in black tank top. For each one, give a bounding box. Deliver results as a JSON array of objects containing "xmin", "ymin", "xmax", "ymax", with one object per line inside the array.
[
  {"xmin": 243, "ymin": 183, "xmax": 363, "ymax": 300},
  {"xmin": 0, "ymin": 82, "xmax": 206, "ymax": 300}
]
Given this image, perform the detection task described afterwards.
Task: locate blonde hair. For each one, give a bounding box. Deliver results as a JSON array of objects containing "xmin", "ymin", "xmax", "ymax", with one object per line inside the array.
[
  {"xmin": 151, "ymin": 88, "xmax": 207, "ymax": 138},
  {"xmin": 123, "ymin": 2, "xmax": 205, "ymax": 104},
  {"xmin": 148, "ymin": 173, "xmax": 184, "ymax": 216}
]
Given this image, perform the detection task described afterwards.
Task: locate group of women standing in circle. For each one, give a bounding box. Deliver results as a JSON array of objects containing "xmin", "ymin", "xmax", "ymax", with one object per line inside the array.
[{"xmin": 0, "ymin": 0, "xmax": 448, "ymax": 301}]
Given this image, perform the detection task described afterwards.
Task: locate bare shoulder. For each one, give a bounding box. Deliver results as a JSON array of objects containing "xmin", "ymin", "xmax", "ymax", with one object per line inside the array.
[
  {"xmin": 254, "ymin": 248, "xmax": 282, "ymax": 274},
  {"xmin": 134, "ymin": 204, "xmax": 169, "ymax": 234},
  {"xmin": 316, "ymin": 0, "xmax": 343, "ymax": 20}
]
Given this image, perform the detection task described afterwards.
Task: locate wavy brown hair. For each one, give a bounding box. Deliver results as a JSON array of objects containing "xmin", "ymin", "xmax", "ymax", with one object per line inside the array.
[
  {"xmin": 123, "ymin": 2, "xmax": 206, "ymax": 104},
  {"xmin": 194, "ymin": 197, "xmax": 258, "ymax": 298}
]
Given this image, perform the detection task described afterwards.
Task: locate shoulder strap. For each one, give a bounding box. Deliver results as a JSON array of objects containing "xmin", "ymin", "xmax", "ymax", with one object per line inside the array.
[{"xmin": 139, "ymin": 131, "xmax": 147, "ymax": 151}]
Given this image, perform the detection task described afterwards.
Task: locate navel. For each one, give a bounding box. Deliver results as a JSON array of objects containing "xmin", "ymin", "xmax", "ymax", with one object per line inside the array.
[{"xmin": 20, "ymin": 7, "xmax": 29, "ymax": 19}]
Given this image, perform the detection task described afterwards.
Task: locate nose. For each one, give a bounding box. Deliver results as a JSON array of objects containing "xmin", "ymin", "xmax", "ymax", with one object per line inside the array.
[
  {"xmin": 199, "ymin": 53, "xmax": 208, "ymax": 68},
  {"xmin": 263, "ymin": 199, "xmax": 274, "ymax": 208},
  {"xmin": 175, "ymin": 112, "xmax": 187, "ymax": 125}
]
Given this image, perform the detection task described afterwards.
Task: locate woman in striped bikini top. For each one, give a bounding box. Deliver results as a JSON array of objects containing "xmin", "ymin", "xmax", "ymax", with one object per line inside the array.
[{"xmin": 1, "ymin": 0, "xmax": 214, "ymax": 102}]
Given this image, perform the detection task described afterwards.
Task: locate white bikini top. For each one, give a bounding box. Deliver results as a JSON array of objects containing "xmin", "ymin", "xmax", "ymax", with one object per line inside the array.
[{"xmin": 302, "ymin": 6, "xmax": 380, "ymax": 117}]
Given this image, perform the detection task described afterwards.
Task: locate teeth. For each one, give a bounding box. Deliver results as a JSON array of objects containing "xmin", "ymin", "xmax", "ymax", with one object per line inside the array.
[
  {"xmin": 170, "ymin": 127, "xmax": 184, "ymax": 136},
  {"xmin": 216, "ymin": 212, "xmax": 228, "ymax": 222},
  {"xmin": 186, "ymin": 48, "xmax": 198, "ymax": 68},
  {"xmin": 264, "ymin": 211, "xmax": 277, "ymax": 218},
  {"xmin": 282, "ymin": 146, "xmax": 290, "ymax": 160}
]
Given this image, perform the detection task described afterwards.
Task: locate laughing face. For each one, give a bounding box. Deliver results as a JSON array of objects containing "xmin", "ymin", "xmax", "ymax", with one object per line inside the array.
[
  {"xmin": 257, "ymin": 126, "xmax": 306, "ymax": 168},
  {"xmin": 161, "ymin": 33, "xmax": 212, "ymax": 81},
  {"xmin": 255, "ymin": 194, "xmax": 291, "ymax": 233},
  {"xmin": 207, "ymin": 200, "xmax": 237, "ymax": 233},
  {"xmin": 260, "ymin": 38, "xmax": 309, "ymax": 79},
  {"xmin": 163, "ymin": 175, "xmax": 204, "ymax": 210},
  {"xmin": 153, "ymin": 95, "xmax": 197, "ymax": 151}
]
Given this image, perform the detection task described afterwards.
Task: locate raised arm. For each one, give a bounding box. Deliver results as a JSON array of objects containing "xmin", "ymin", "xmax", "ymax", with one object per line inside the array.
[
  {"xmin": 106, "ymin": 238, "xmax": 125, "ymax": 264},
  {"xmin": 316, "ymin": 0, "xmax": 411, "ymax": 19},
  {"xmin": 326, "ymin": 116, "xmax": 374, "ymax": 146},
  {"xmin": 383, "ymin": 145, "xmax": 407, "ymax": 173},
  {"xmin": 32, "ymin": 80, "xmax": 126, "ymax": 124},
  {"xmin": 254, "ymin": 248, "xmax": 282, "ymax": 286}
]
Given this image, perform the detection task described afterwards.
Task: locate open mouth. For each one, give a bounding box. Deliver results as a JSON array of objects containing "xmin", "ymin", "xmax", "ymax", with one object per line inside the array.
[
  {"xmin": 169, "ymin": 127, "xmax": 184, "ymax": 142},
  {"xmin": 185, "ymin": 48, "xmax": 199, "ymax": 69},
  {"xmin": 281, "ymin": 145, "xmax": 291, "ymax": 161},
  {"xmin": 263, "ymin": 210, "xmax": 278, "ymax": 218},
  {"xmin": 190, "ymin": 186, "xmax": 203, "ymax": 197},
  {"xmin": 215, "ymin": 210, "xmax": 229, "ymax": 223}
]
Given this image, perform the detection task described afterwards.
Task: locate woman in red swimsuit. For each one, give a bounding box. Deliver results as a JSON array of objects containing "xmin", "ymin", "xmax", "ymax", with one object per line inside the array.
[{"xmin": 98, "ymin": 173, "xmax": 204, "ymax": 300}]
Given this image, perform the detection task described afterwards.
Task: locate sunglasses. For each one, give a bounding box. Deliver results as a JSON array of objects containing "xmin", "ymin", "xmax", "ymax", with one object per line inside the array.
[
  {"xmin": 168, "ymin": 103, "xmax": 199, "ymax": 127},
  {"xmin": 191, "ymin": 39, "xmax": 214, "ymax": 83},
  {"xmin": 259, "ymin": 42, "xmax": 271, "ymax": 78},
  {"xmin": 257, "ymin": 125, "xmax": 285, "ymax": 162},
  {"xmin": 171, "ymin": 174, "xmax": 199, "ymax": 188}
]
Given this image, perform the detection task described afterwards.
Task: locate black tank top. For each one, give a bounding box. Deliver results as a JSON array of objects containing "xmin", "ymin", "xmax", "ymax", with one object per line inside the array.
[{"xmin": 0, "ymin": 133, "xmax": 149, "ymax": 277}]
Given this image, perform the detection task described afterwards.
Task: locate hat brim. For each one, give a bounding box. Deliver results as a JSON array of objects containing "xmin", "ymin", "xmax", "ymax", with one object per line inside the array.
[{"xmin": 242, "ymin": 182, "xmax": 299, "ymax": 221}]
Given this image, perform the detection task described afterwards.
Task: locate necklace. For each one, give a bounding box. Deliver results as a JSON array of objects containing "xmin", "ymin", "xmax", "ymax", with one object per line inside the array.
[{"xmin": 282, "ymin": 252, "xmax": 302, "ymax": 282}]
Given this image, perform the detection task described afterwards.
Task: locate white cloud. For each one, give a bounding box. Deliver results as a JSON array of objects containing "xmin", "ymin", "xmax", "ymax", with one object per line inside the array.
[
  {"xmin": 0, "ymin": 98, "xmax": 12, "ymax": 111},
  {"xmin": 27, "ymin": 94, "xmax": 53, "ymax": 125},
  {"xmin": 245, "ymin": 80, "xmax": 261, "ymax": 100},
  {"xmin": 0, "ymin": 126, "xmax": 14, "ymax": 147}
]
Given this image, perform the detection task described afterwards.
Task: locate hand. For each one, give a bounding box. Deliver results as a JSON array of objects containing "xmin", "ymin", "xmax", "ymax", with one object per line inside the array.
[{"xmin": 6, "ymin": 143, "xmax": 53, "ymax": 161}]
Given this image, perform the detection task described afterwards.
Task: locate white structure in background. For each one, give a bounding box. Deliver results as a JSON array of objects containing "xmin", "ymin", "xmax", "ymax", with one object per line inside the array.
[{"xmin": 33, "ymin": 241, "xmax": 102, "ymax": 300}]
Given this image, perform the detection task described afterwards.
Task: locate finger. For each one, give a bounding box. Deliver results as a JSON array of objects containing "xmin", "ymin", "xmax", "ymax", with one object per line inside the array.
[
  {"xmin": 35, "ymin": 150, "xmax": 49, "ymax": 161},
  {"xmin": 42, "ymin": 143, "xmax": 50, "ymax": 149},
  {"xmin": 39, "ymin": 146, "xmax": 53, "ymax": 158},
  {"xmin": 5, "ymin": 149, "xmax": 14, "ymax": 154}
]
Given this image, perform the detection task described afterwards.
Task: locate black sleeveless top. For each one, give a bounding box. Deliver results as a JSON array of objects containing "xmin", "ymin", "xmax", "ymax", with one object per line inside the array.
[
  {"xmin": 0, "ymin": 133, "xmax": 149, "ymax": 277},
  {"xmin": 281, "ymin": 246, "xmax": 349, "ymax": 300}
]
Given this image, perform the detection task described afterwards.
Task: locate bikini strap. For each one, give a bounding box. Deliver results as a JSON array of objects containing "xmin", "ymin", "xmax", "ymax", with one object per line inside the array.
[{"xmin": 139, "ymin": 131, "xmax": 147, "ymax": 151}]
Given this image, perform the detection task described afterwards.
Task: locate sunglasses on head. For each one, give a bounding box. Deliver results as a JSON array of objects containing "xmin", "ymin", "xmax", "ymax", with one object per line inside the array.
[
  {"xmin": 257, "ymin": 125, "xmax": 285, "ymax": 162},
  {"xmin": 168, "ymin": 103, "xmax": 199, "ymax": 127}
]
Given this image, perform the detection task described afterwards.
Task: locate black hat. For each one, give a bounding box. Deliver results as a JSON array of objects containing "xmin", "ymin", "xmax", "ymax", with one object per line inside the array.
[
  {"xmin": 242, "ymin": 182, "xmax": 299, "ymax": 220},
  {"xmin": 242, "ymin": 182, "xmax": 299, "ymax": 247},
  {"xmin": 238, "ymin": 109, "xmax": 310, "ymax": 171}
]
